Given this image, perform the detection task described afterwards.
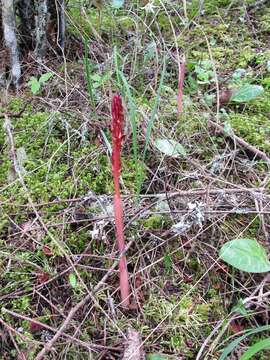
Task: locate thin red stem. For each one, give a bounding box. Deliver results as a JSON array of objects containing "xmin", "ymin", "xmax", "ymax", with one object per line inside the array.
[{"xmin": 177, "ymin": 55, "xmax": 186, "ymax": 115}]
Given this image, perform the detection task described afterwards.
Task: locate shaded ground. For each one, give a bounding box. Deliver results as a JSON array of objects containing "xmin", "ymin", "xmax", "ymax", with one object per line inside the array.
[{"xmin": 1, "ymin": 1, "xmax": 270, "ymax": 359}]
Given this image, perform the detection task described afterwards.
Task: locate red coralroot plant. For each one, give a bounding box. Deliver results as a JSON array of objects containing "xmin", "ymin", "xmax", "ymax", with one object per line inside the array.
[
  {"xmin": 177, "ymin": 55, "xmax": 186, "ymax": 115},
  {"xmin": 111, "ymin": 94, "xmax": 130, "ymax": 307}
]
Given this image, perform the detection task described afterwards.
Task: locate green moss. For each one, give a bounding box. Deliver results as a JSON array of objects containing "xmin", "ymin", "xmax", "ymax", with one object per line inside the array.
[
  {"xmin": 142, "ymin": 215, "xmax": 166, "ymax": 230},
  {"xmin": 237, "ymin": 47, "xmax": 256, "ymax": 68},
  {"xmin": 11, "ymin": 295, "xmax": 30, "ymax": 312},
  {"xmin": 198, "ymin": 0, "xmax": 232, "ymax": 14},
  {"xmin": 143, "ymin": 288, "xmax": 226, "ymax": 355},
  {"xmin": 66, "ymin": 230, "xmax": 89, "ymax": 252},
  {"xmin": 68, "ymin": 6, "xmax": 135, "ymax": 39},
  {"xmin": 260, "ymin": 9, "xmax": 270, "ymax": 32}
]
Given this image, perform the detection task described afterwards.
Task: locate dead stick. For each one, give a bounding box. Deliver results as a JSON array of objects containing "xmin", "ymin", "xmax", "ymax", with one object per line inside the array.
[{"xmin": 209, "ymin": 119, "xmax": 270, "ymax": 165}]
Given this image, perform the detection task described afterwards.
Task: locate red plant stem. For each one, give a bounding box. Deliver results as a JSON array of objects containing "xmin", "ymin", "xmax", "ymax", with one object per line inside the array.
[
  {"xmin": 111, "ymin": 94, "xmax": 130, "ymax": 307},
  {"xmin": 177, "ymin": 55, "xmax": 186, "ymax": 115}
]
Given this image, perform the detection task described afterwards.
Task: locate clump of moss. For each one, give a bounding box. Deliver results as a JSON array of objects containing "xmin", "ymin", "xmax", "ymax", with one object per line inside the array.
[
  {"xmin": 143, "ymin": 288, "xmax": 226, "ymax": 355},
  {"xmin": 260, "ymin": 9, "xmax": 270, "ymax": 32},
  {"xmin": 142, "ymin": 214, "xmax": 168, "ymax": 230},
  {"xmin": 68, "ymin": 6, "xmax": 135, "ymax": 39}
]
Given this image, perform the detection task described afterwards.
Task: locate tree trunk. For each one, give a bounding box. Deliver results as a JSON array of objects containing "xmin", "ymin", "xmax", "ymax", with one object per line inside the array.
[
  {"xmin": 0, "ymin": 0, "xmax": 66, "ymax": 86},
  {"xmin": 17, "ymin": 0, "xmax": 35, "ymax": 50},
  {"xmin": 35, "ymin": 0, "xmax": 49, "ymax": 62},
  {"xmin": 57, "ymin": 0, "xmax": 65, "ymax": 52},
  {"xmin": 2, "ymin": 0, "xmax": 21, "ymax": 87}
]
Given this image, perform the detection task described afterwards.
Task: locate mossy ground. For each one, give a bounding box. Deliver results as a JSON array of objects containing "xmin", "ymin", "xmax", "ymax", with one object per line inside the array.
[{"xmin": 1, "ymin": 0, "xmax": 270, "ymax": 359}]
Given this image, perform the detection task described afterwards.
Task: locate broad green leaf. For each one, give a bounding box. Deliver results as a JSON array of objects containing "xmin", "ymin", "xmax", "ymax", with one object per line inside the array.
[
  {"xmin": 219, "ymin": 325, "xmax": 270, "ymax": 360},
  {"xmin": 39, "ymin": 72, "xmax": 54, "ymax": 84},
  {"xmin": 154, "ymin": 138, "xmax": 187, "ymax": 158},
  {"xmin": 240, "ymin": 337, "xmax": 270, "ymax": 360},
  {"xmin": 111, "ymin": 0, "xmax": 124, "ymax": 8},
  {"xmin": 69, "ymin": 273, "xmax": 77, "ymax": 288},
  {"xmin": 230, "ymin": 85, "xmax": 264, "ymax": 102},
  {"xmin": 147, "ymin": 354, "xmax": 172, "ymax": 360},
  {"xmin": 28, "ymin": 77, "xmax": 40, "ymax": 94},
  {"xmin": 219, "ymin": 238, "xmax": 270, "ymax": 273}
]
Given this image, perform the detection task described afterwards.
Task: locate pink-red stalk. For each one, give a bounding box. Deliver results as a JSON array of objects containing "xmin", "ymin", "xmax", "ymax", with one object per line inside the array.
[
  {"xmin": 111, "ymin": 94, "xmax": 130, "ymax": 307},
  {"xmin": 177, "ymin": 55, "xmax": 186, "ymax": 115}
]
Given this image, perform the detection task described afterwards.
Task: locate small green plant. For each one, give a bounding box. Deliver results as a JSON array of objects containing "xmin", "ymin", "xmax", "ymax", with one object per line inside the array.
[
  {"xmin": 27, "ymin": 72, "xmax": 54, "ymax": 95},
  {"xmin": 219, "ymin": 239, "xmax": 270, "ymax": 359},
  {"xmin": 194, "ymin": 60, "xmax": 214, "ymax": 85}
]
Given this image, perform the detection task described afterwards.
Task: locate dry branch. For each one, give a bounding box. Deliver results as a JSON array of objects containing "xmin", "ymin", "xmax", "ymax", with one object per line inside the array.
[{"xmin": 209, "ymin": 119, "xmax": 270, "ymax": 165}]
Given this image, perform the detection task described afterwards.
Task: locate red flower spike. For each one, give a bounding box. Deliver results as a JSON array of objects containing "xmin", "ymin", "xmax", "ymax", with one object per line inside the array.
[
  {"xmin": 111, "ymin": 94, "xmax": 124, "ymax": 191},
  {"xmin": 111, "ymin": 94, "xmax": 130, "ymax": 308}
]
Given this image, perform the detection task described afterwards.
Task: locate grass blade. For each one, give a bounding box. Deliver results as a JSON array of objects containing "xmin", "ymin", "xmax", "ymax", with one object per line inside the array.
[
  {"xmin": 142, "ymin": 56, "xmax": 166, "ymax": 161},
  {"xmin": 219, "ymin": 325, "xmax": 270, "ymax": 360},
  {"xmin": 240, "ymin": 337, "xmax": 270, "ymax": 360},
  {"xmin": 83, "ymin": 37, "xmax": 94, "ymax": 107}
]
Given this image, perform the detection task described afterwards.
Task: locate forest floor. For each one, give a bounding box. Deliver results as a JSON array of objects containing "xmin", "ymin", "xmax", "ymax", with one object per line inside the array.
[{"xmin": 1, "ymin": 0, "xmax": 270, "ymax": 359}]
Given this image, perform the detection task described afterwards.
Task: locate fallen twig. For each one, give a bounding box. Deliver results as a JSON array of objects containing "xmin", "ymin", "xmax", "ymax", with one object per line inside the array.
[{"xmin": 209, "ymin": 119, "xmax": 270, "ymax": 165}]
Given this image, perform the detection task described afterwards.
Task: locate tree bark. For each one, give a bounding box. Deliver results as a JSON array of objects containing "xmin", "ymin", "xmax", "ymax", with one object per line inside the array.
[
  {"xmin": 0, "ymin": 0, "xmax": 66, "ymax": 86},
  {"xmin": 56, "ymin": 0, "xmax": 65, "ymax": 52},
  {"xmin": 17, "ymin": 0, "xmax": 35, "ymax": 50},
  {"xmin": 35, "ymin": 0, "xmax": 49, "ymax": 62},
  {"xmin": 2, "ymin": 0, "xmax": 21, "ymax": 87}
]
